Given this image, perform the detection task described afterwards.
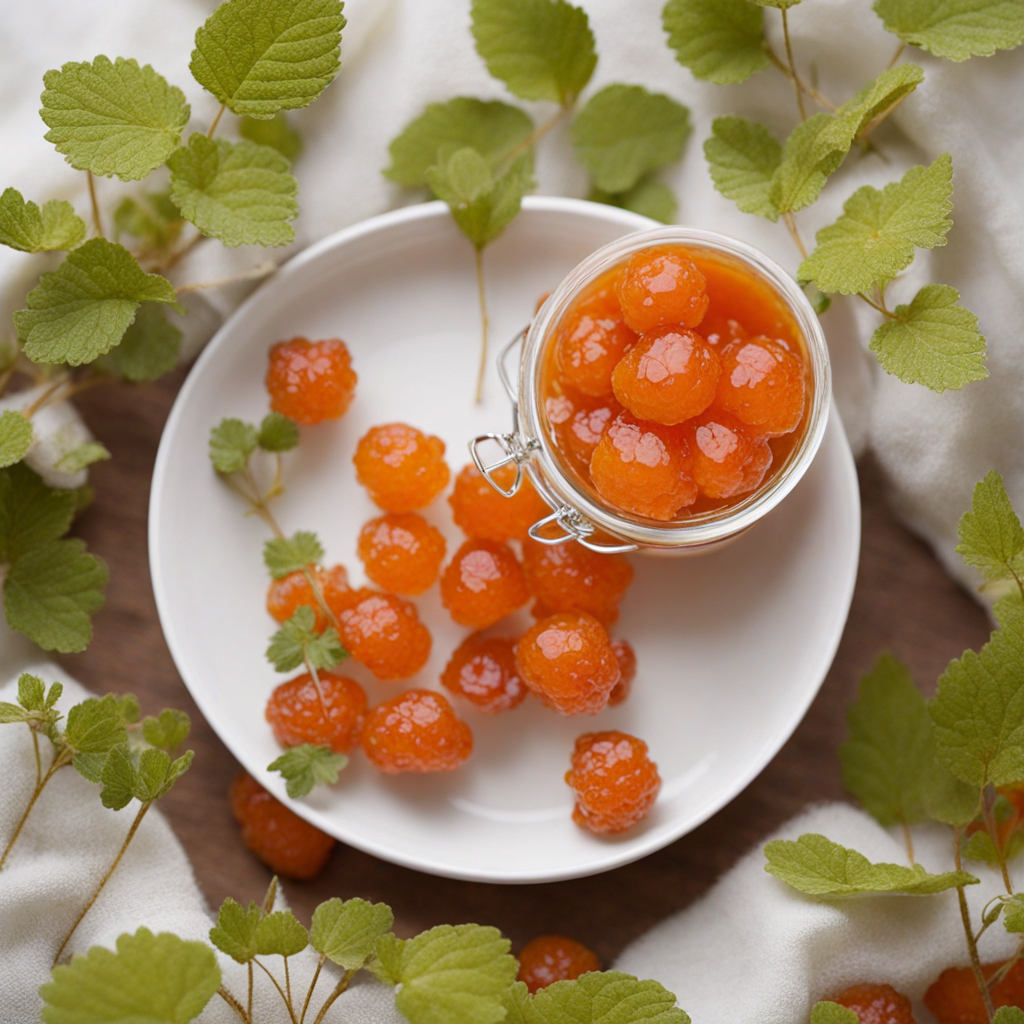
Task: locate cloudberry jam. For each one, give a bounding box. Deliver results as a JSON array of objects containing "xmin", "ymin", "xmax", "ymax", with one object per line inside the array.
[
  {"xmin": 362, "ymin": 689, "xmax": 473, "ymax": 773},
  {"xmin": 441, "ymin": 635, "xmax": 526, "ymax": 713},
  {"xmin": 449, "ymin": 463, "xmax": 549, "ymax": 543},
  {"xmin": 357, "ymin": 512, "xmax": 446, "ymax": 596},
  {"xmin": 687, "ymin": 409, "xmax": 772, "ymax": 499},
  {"xmin": 265, "ymin": 672, "xmax": 367, "ymax": 753},
  {"xmin": 333, "ymin": 588, "xmax": 431, "ymax": 681},
  {"xmin": 266, "ymin": 337, "xmax": 357, "ymax": 426},
  {"xmin": 546, "ymin": 391, "xmax": 622, "ymax": 474},
  {"xmin": 555, "ymin": 282, "xmax": 636, "ymax": 397},
  {"xmin": 518, "ymin": 935, "xmax": 601, "ymax": 993},
  {"xmin": 715, "ymin": 336, "xmax": 805, "ymax": 436},
  {"xmin": 832, "ymin": 983, "xmax": 915, "ymax": 1024},
  {"xmin": 617, "ymin": 246, "xmax": 709, "ymax": 334},
  {"xmin": 440, "ymin": 539, "xmax": 530, "ymax": 629},
  {"xmin": 353, "ymin": 423, "xmax": 450, "ymax": 513}
]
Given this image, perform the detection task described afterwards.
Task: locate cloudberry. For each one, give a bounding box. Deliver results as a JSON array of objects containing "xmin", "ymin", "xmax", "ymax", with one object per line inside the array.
[
  {"xmin": 558, "ymin": 396, "xmax": 623, "ymax": 474},
  {"xmin": 616, "ymin": 245, "xmax": 709, "ymax": 334},
  {"xmin": 230, "ymin": 772, "xmax": 335, "ymax": 880},
  {"xmin": 516, "ymin": 612, "xmax": 620, "ymax": 715},
  {"xmin": 265, "ymin": 672, "xmax": 367, "ymax": 754},
  {"xmin": 555, "ymin": 289, "xmax": 636, "ymax": 397},
  {"xmin": 589, "ymin": 411, "xmax": 697, "ymax": 521},
  {"xmin": 611, "ymin": 327, "xmax": 721, "ymax": 426},
  {"xmin": 521, "ymin": 537, "xmax": 633, "ymax": 627},
  {"xmin": 566, "ymin": 730, "xmax": 661, "ymax": 834},
  {"xmin": 334, "ymin": 588, "xmax": 431, "ymax": 680},
  {"xmin": 440, "ymin": 539, "xmax": 530, "ymax": 629},
  {"xmin": 353, "ymin": 423, "xmax": 450, "ymax": 513},
  {"xmin": 441, "ymin": 635, "xmax": 526, "ymax": 713},
  {"xmin": 267, "ymin": 564, "xmax": 349, "ymax": 632},
  {"xmin": 448, "ymin": 463, "xmax": 549, "ymax": 543},
  {"xmin": 925, "ymin": 960, "xmax": 1024, "ymax": 1024},
  {"xmin": 608, "ymin": 638, "xmax": 637, "ymax": 706},
  {"xmin": 687, "ymin": 409, "xmax": 772, "ymax": 499},
  {"xmin": 362, "ymin": 689, "xmax": 473, "ymax": 773},
  {"xmin": 517, "ymin": 936, "xmax": 601, "ymax": 993},
  {"xmin": 357, "ymin": 513, "xmax": 446, "ymax": 596},
  {"xmin": 832, "ymin": 983, "xmax": 915, "ymax": 1024},
  {"xmin": 715, "ymin": 336, "xmax": 805, "ymax": 436},
  {"xmin": 701, "ymin": 316, "xmax": 749, "ymax": 348},
  {"xmin": 265, "ymin": 337, "xmax": 357, "ymax": 426}
]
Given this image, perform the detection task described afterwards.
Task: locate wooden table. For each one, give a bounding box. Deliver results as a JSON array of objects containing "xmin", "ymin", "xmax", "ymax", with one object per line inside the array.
[{"xmin": 62, "ymin": 372, "xmax": 992, "ymax": 966}]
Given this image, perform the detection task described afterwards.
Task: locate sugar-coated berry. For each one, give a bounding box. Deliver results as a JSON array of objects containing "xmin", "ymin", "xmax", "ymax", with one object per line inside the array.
[
  {"xmin": 515, "ymin": 612, "xmax": 620, "ymax": 715},
  {"xmin": 688, "ymin": 409, "xmax": 772, "ymax": 499},
  {"xmin": 517, "ymin": 936, "xmax": 601, "ymax": 993},
  {"xmin": 441, "ymin": 635, "xmax": 526, "ymax": 713},
  {"xmin": 925, "ymin": 960, "xmax": 1024, "ymax": 1024},
  {"xmin": 565, "ymin": 730, "xmax": 661, "ymax": 834},
  {"xmin": 715, "ymin": 336, "xmax": 805, "ymax": 436},
  {"xmin": 608, "ymin": 638, "xmax": 637, "ymax": 706},
  {"xmin": 611, "ymin": 326, "xmax": 721, "ymax": 426},
  {"xmin": 440, "ymin": 539, "xmax": 530, "ymax": 629},
  {"xmin": 589, "ymin": 411, "xmax": 697, "ymax": 521},
  {"xmin": 832, "ymin": 984, "xmax": 916, "ymax": 1024},
  {"xmin": 362, "ymin": 689, "xmax": 473, "ymax": 773},
  {"xmin": 616, "ymin": 246, "xmax": 709, "ymax": 334},
  {"xmin": 357, "ymin": 513, "xmax": 446, "ymax": 596},
  {"xmin": 555, "ymin": 290, "xmax": 636, "ymax": 397},
  {"xmin": 265, "ymin": 337, "xmax": 357, "ymax": 426},
  {"xmin": 521, "ymin": 537, "xmax": 633, "ymax": 627},
  {"xmin": 265, "ymin": 672, "xmax": 368, "ymax": 754},
  {"xmin": 230, "ymin": 772, "xmax": 335, "ymax": 880},
  {"xmin": 448, "ymin": 463, "xmax": 549, "ymax": 543},
  {"xmin": 333, "ymin": 588, "xmax": 431, "ymax": 680},
  {"xmin": 353, "ymin": 423, "xmax": 450, "ymax": 513}
]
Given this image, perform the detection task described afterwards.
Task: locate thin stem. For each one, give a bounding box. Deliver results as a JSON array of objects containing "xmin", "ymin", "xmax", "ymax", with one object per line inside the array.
[
  {"xmin": 176, "ymin": 263, "xmax": 276, "ymax": 294},
  {"xmin": 23, "ymin": 377, "xmax": 69, "ymax": 419},
  {"xmin": 901, "ymin": 819, "xmax": 915, "ymax": 866},
  {"xmin": 285, "ymin": 956, "xmax": 293, "ymax": 1009},
  {"xmin": 987, "ymin": 940, "xmax": 1024, "ymax": 991},
  {"xmin": 474, "ymin": 246, "xmax": 489, "ymax": 404},
  {"xmin": 0, "ymin": 750, "xmax": 67, "ymax": 871},
  {"xmin": 982, "ymin": 793, "xmax": 1014, "ymax": 895},
  {"xmin": 765, "ymin": 45, "xmax": 838, "ymax": 112},
  {"xmin": 501, "ymin": 104, "xmax": 574, "ymax": 165},
  {"xmin": 253, "ymin": 958, "xmax": 299, "ymax": 1024},
  {"xmin": 887, "ymin": 41, "xmax": 906, "ymax": 69},
  {"xmin": 31, "ymin": 728, "xmax": 42, "ymax": 789},
  {"xmin": 248, "ymin": 961, "xmax": 254, "ymax": 1023},
  {"xmin": 156, "ymin": 231, "xmax": 206, "ymax": 274},
  {"xmin": 781, "ymin": 9, "xmax": 807, "ymax": 121},
  {"xmin": 311, "ymin": 969, "xmax": 356, "ymax": 1024},
  {"xmin": 86, "ymin": 172, "xmax": 103, "ymax": 238},
  {"xmin": 300, "ymin": 955, "xmax": 326, "ymax": 1024},
  {"xmin": 856, "ymin": 291, "xmax": 895, "ymax": 318},
  {"xmin": 218, "ymin": 986, "xmax": 249, "ymax": 1024},
  {"xmin": 782, "ymin": 212, "xmax": 808, "ymax": 259},
  {"xmin": 0, "ymin": 365, "xmax": 15, "ymax": 400},
  {"xmin": 955, "ymin": 828, "xmax": 996, "ymax": 1022},
  {"xmin": 207, "ymin": 104, "xmax": 226, "ymax": 140}
]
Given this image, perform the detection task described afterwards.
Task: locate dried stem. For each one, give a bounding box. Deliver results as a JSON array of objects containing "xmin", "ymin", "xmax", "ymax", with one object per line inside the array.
[
  {"xmin": 248, "ymin": 961, "xmax": 254, "ymax": 1022},
  {"xmin": 207, "ymin": 104, "xmax": 226, "ymax": 140},
  {"xmin": 300, "ymin": 955, "xmax": 327, "ymax": 1024},
  {"xmin": 253, "ymin": 958, "xmax": 299, "ymax": 1024},
  {"xmin": 955, "ymin": 828, "xmax": 996, "ymax": 1022},
  {"xmin": 217, "ymin": 986, "xmax": 249, "ymax": 1023},
  {"xmin": 23, "ymin": 376, "xmax": 70, "ymax": 418},
  {"xmin": 887, "ymin": 41, "xmax": 906, "ymax": 69},
  {"xmin": 782, "ymin": 212, "xmax": 808, "ymax": 259},
  {"xmin": 901, "ymin": 819, "xmax": 915, "ymax": 865},
  {"xmin": 474, "ymin": 246, "xmax": 489, "ymax": 403},
  {"xmin": 86, "ymin": 172, "xmax": 103, "ymax": 238},
  {"xmin": 781, "ymin": 9, "xmax": 807, "ymax": 121},
  {"xmin": 31, "ymin": 729, "xmax": 42, "ymax": 789},
  {"xmin": 311, "ymin": 969, "xmax": 356, "ymax": 1024},
  {"xmin": 0, "ymin": 747, "xmax": 69, "ymax": 871},
  {"xmin": 176, "ymin": 263, "xmax": 276, "ymax": 294}
]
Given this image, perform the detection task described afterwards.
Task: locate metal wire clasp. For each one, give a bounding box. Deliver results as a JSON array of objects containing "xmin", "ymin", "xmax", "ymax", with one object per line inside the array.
[
  {"xmin": 528, "ymin": 505, "xmax": 639, "ymax": 554},
  {"xmin": 468, "ymin": 432, "xmax": 540, "ymax": 497}
]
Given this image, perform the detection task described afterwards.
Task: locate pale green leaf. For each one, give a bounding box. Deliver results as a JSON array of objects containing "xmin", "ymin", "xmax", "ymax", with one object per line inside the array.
[
  {"xmin": 257, "ymin": 412, "xmax": 299, "ymax": 452},
  {"xmin": 0, "ymin": 188, "xmax": 85, "ymax": 253},
  {"xmin": 210, "ymin": 898, "xmax": 262, "ymax": 964},
  {"xmin": 1003, "ymin": 892, "xmax": 1024, "ymax": 932},
  {"xmin": 265, "ymin": 605, "xmax": 344, "ymax": 673},
  {"xmin": 0, "ymin": 463, "xmax": 77, "ymax": 563},
  {"xmin": 254, "ymin": 910, "xmax": 309, "ymax": 958},
  {"xmin": 704, "ymin": 116, "xmax": 782, "ymax": 221},
  {"xmin": 960, "ymin": 828, "xmax": 1024, "ymax": 865},
  {"xmin": 263, "ymin": 531, "xmax": 324, "ymax": 578},
  {"xmin": 874, "ymin": 0, "xmax": 1024, "ymax": 60},
  {"xmin": 370, "ymin": 932, "xmax": 404, "ymax": 985},
  {"xmin": 55, "ymin": 442, "xmax": 111, "ymax": 474},
  {"xmin": 993, "ymin": 1008, "xmax": 1024, "ymax": 1024},
  {"xmin": 771, "ymin": 112, "xmax": 857, "ymax": 215},
  {"xmin": 66, "ymin": 695, "xmax": 131, "ymax": 784},
  {"xmin": 209, "ymin": 418, "xmax": 257, "ymax": 474},
  {"xmin": 99, "ymin": 744, "xmax": 137, "ymax": 809},
  {"xmin": 922, "ymin": 758, "xmax": 981, "ymax": 825},
  {"xmin": 529, "ymin": 972, "xmax": 690, "ymax": 1024},
  {"xmin": 0, "ymin": 702, "xmax": 29, "ymax": 724},
  {"xmin": 310, "ymin": 897, "xmax": 395, "ymax": 970},
  {"xmin": 108, "ymin": 303, "xmax": 182, "ymax": 383},
  {"xmin": 589, "ymin": 179, "xmax": 678, "ymax": 224},
  {"xmin": 0, "ymin": 411, "xmax": 32, "ymax": 469},
  {"xmin": 17, "ymin": 673, "xmax": 47, "ymax": 711},
  {"xmin": 662, "ymin": 0, "xmax": 769, "ymax": 85},
  {"xmin": 956, "ymin": 471, "xmax": 1024, "ymax": 584},
  {"xmin": 836, "ymin": 64, "xmax": 925, "ymax": 140},
  {"xmin": 501, "ymin": 981, "xmax": 532, "ymax": 1024},
  {"xmin": 810, "ymin": 1003, "xmax": 859, "ymax": 1024},
  {"xmin": 240, "ymin": 113, "xmax": 303, "ymax": 161},
  {"xmin": 113, "ymin": 193, "xmax": 182, "ymax": 251},
  {"xmin": 142, "ymin": 709, "xmax": 191, "ymax": 752},
  {"xmin": 269, "ymin": 743, "xmax": 347, "ymax": 798}
]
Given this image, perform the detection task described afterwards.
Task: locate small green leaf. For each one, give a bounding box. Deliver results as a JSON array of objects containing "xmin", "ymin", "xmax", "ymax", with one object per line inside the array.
[
  {"xmin": 39, "ymin": 927, "xmax": 220, "ymax": 1024},
  {"xmin": 55, "ymin": 442, "xmax": 111, "ymax": 474},
  {"xmin": 0, "ymin": 411, "xmax": 33, "ymax": 469},
  {"xmin": 1003, "ymin": 893, "xmax": 1024, "ymax": 932},
  {"xmin": 310, "ymin": 897, "xmax": 395, "ymax": 970},
  {"xmin": 263, "ymin": 531, "xmax": 324, "ymax": 578},
  {"xmin": 269, "ymin": 743, "xmax": 347, "ymax": 798},
  {"xmin": 501, "ymin": 981, "xmax": 532, "ymax": 1024},
  {"xmin": 956, "ymin": 471, "xmax": 1024, "ymax": 585},
  {"xmin": 108, "ymin": 303, "xmax": 182, "ymax": 383},
  {"xmin": 771, "ymin": 113, "xmax": 856, "ymax": 215},
  {"xmin": 40, "ymin": 56, "xmax": 190, "ymax": 181},
  {"xmin": 874, "ymin": 0, "xmax": 1024, "ymax": 60},
  {"xmin": 65, "ymin": 695, "xmax": 131, "ymax": 783},
  {"xmin": 0, "ymin": 188, "xmax": 85, "ymax": 253},
  {"xmin": 470, "ymin": 0, "xmax": 597, "ymax": 104},
  {"xmin": 254, "ymin": 910, "xmax": 309, "ymax": 958},
  {"xmin": 869, "ymin": 284, "xmax": 987, "ymax": 392},
  {"xmin": 589, "ymin": 179, "xmax": 678, "ymax": 225},
  {"xmin": 209, "ymin": 418, "xmax": 258, "ymax": 474},
  {"xmin": 704, "ymin": 116, "xmax": 782, "ymax": 221},
  {"xmin": 266, "ymin": 607, "xmax": 343, "ymax": 673},
  {"xmin": 764, "ymin": 833, "xmax": 979, "ymax": 896},
  {"xmin": 142, "ymin": 709, "xmax": 191, "ymax": 752},
  {"xmin": 113, "ymin": 193, "xmax": 183, "ymax": 251},
  {"xmin": 993, "ymin": 1008, "xmax": 1024, "ymax": 1024},
  {"xmin": 240, "ymin": 113, "xmax": 303, "ymax": 161},
  {"xmin": 190, "ymin": 0, "xmax": 345, "ymax": 118},
  {"xmin": 17, "ymin": 673, "xmax": 47, "ymax": 711},
  {"xmin": 662, "ymin": 0, "xmax": 769, "ymax": 85},
  {"xmin": 371, "ymin": 932, "xmax": 404, "ymax": 985},
  {"xmin": 959, "ymin": 829, "xmax": 1016, "ymax": 865},
  {"xmin": 529, "ymin": 971, "xmax": 690, "ymax": 1024},
  {"xmin": 210, "ymin": 898, "xmax": 262, "ymax": 964},
  {"xmin": 99, "ymin": 743, "xmax": 137, "ymax": 809},
  {"xmin": 810, "ymin": 1003, "xmax": 859, "ymax": 1024},
  {"xmin": 0, "ymin": 702, "xmax": 29, "ymax": 724},
  {"xmin": 0, "ymin": 463, "xmax": 77, "ymax": 564},
  {"xmin": 257, "ymin": 412, "xmax": 299, "ymax": 453},
  {"xmin": 923, "ymin": 759, "xmax": 981, "ymax": 825}
]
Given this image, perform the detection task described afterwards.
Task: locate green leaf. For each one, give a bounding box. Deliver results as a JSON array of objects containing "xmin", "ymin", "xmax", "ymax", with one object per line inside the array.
[
  {"xmin": 869, "ymin": 284, "xmax": 987, "ymax": 392},
  {"xmin": 589, "ymin": 179, "xmax": 678, "ymax": 224},
  {"xmin": 803, "ymin": 281, "xmax": 832, "ymax": 315},
  {"xmin": 240, "ymin": 113, "xmax": 303, "ymax": 161},
  {"xmin": 142, "ymin": 709, "xmax": 191, "ymax": 752},
  {"xmin": 0, "ymin": 411, "xmax": 33, "ymax": 469},
  {"xmin": 771, "ymin": 113, "xmax": 857, "ymax": 215},
  {"xmin": 39, "ymin": 927, "xmax": 220, "ymax": 1024},
  {"xmin": 263, "ymin": 531, "xmax": 324, "ymax": 578},
  {"xmin": 799, "ymin": 154, "xmax": 952, "ymax": 294},
  {"xmin": 14, "ymin": 238, "xmax": 178, "ymax": 366},
  {"xmin": 310, "ymin": 897, "xmax": 395, "ymax": 970},
  {"xmin": 371, "ymin": 932, "xmax": 404, "ymax": 985},
  {"xmin": 99, "ymin": 743, "xmax": 137, "ymax": 810},
  {"xmin": 386, "ymin": 98, "xmax": 534, "ymax": 188},
  {"xmin": 254, "ymin": 910, "xmax": 309, "ymax": 958},
  {"xmin": 959, "ymin": 828, "xmax": 1024, "ymax": 865},
  {"xmin": 168, "ymin": 134, "xmax": 298, "ymax": 248},
  {"xmin": 191, "ymin": 0, "xmax": 344, "ymax": 117},
  {"xmin": 0, "ymin": 702, "xmax": 29, "ymax": 724},
  {"xmin": 266, "ymin": 607, "xmax": 344, "ymax": 673},
  {"xmin": 874, "ymin": 0, "xmax": 1024, "ymax": 60},
  {"xmin": 113, "ymin": 193, "xmax": 183, "ymax": 252},
  {"xmin": 257, "ymin": 412, "xmax": 299, "ymax": 453},
  {"xmin": 56, "ymin": 442, "xmax": 111, "ymax": 474},
  {"xmin": 209, "ymin": 417, "xmax": 258, "ymax": 474},
  {"xmin": 1003, "ymin": 893, "xmax": 1024, "ymax": 932},
  {"xmin": 993, "ymin": 1009, "xmax": 1024, "ymax": 1024},
  {"xmin": 501, "ymin": 982, "xmax": 532, "ymax": 1024},
  {"xmin": 957, "ymin": 471, "xmax": 1024, "ymax": 585},
  {"xmin": 704, "ymin": 116, "xmax": 782, "ymax": 221},
  {"xmin": 529, "ymin": 973, "xmax": 690, "ymax": 1024},
  {"xmin": 764, "ymin": 833, "xmax": 979, "ymax": 896},
  {"xmin": 837, "ymin": 64, "xmax": 925, "ymax": 140},
  {"xmin": 0, "ymin": 188, "xmax": 85, "ymax": 253},
  {"xmin": 923, "ymin": 759, "xmax": 981, "ymax": 825},
  {"xmin": 470, "ymin": 0, "xmax": 596, "ymax": 104},
  {"xmin": 40, "ymin": 56, "xmax": 190, "ymax": 181},
  {"xmin": 0, "ymin": 463, "xmax": 77, "ymax": 563},
  {"xmin": 17, "ymin": 673, "xmax": 47, "ymax": 711},
  {"xmin": 810, "ymin": 1003, "xmax": 859, "ymax": 1024},
  {"xmin": 65, "ymin": 695, "xmax": 130, "ymax": 783},
  {"xmin": 571, "ymin": 85, "xmax": 690, "ymax": 194},
  {"xmin": 662, "ymin": 0, "xmax": 768, "ymax": 85},
  {"xmin": 269, "ymin": 743, "xmax": 347, "ymax": 798},
  {"xmin": 210, "ymin": 898, "xmax": 262, "ymax": 964},
  {"xmin": 108, "ymin": 303, "xmax": 182, "ymax": 383}
]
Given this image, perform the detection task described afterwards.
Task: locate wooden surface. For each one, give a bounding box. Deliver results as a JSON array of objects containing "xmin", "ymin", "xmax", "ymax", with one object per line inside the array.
[{"xmin": 61, "ymin": 371, "xmax": 992, "ymax": 965}]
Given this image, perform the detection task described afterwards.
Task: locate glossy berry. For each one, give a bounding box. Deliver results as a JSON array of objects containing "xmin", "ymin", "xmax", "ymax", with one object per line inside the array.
[
  {"xmin": 362, "ymin": 689, "xmax": 473, "ymax": 773},
  {"xmin": 925, "ymin": 960, "xmax": 1024, "ymax": 1024},
  {"xmin": 265, "ymin": 337, "xmax": 357, "ymax": 426},
  {"xmin": 516, "ymin": 612, "xmax": 620, "ymax": 715},
  {"xmin": 265, "ymin": 672, "xmax": 367, "ymax": 754},
  {"xmin": 521, "ymin": 537, "xmax": 633, "ymax": 628},
  {"xmin": 357, "ymin": 513, "xmax": 446, "ymax": 596},
  {"xmin": 701, "ymin": 316, "xmax": 749, "ymax": 349},
  {"xmin": 267, "ymin": 564, "xmax": 349, "ymax": 632},
  {"xmin": 608, "ymin": 638, "xmax": 637, "ymax": 706},
  {"xmin": 715, "ymin": 336, "xmax": 805, "ymax": 436},
  {"xmin": 832, "ymin": 983, "xmax": 915, "ymax": 1024},
  {"xmin": 441, "ymin": 635, "xmax": 526, "ymax": 713},
  {"xmin": 589, "ymin": 411, "xmax": 697, "ymax": 521},
  {"xmin": 517, "ymin": 935, "xmax": 601, "ymax": 993},
  {"xmin": 566, "ymin": 730, "xmax": 661, "ymax": 834},
  {"xmin": 353, "ymin": 423, "xmax": 450, "ymax": 513},
  {"xmin": 688, "ymin": 409, "xmax": 772, "ymax": 499},
  {"xmin": 448, "ymin": 463, "xmax": 549, "ymax": 543},
  {"xmin": 440, "ymin": 539, "xmax": 530, "ymax": 630},
  {"xmin": 616, "ymin": 246, "xmax": 709, "ymax": 334},
  {"xmin": 230, "ymin": 772, "xmax": 335, "ymax": 880},
  {"xmin": 555, "ymin": 289, "xmax": 636, "ymax": 397},
  {"xmin": 334, "ymin": 588, "xmax": 431, "ymax": 681}
]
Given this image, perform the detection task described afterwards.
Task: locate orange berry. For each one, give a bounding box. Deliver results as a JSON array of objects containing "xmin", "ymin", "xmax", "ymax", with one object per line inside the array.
[
  {"xmin": 701, "ymin": 316, "xmax": 750, "ymax": 349},
  {"xmin": 552, "ymin": 394, "xmax": 623, "ymax": 475},
  {"xmin": 448, "ymin": 463, "xmax": 549, "ymax": 543},
  {"xmin": 688, "ymin": 409, "xmax": 772, "ymax": 499},
  {"xmin": 440, "ymin": 539, "xmax": 530, "ymax": 629},
  {"xmin": 335, "ymin": 588, "xmax": 431, "ymax": 681},
  {"xmin": 925, "ymin": 960, "xmax": 1024, "ymax": 1024},
  {"xmin": 566, "ymin": 730, "xmax": 661, "ymax": 834},
  {"xmin": 230, "ymin": 772, "xmax": 335, "ymax": 880},
  {"xmin": 517, "ymin": 935, "xmax": 601, "ymax": 993},
  {"xmin": 521, "ymin": 537, "xmax": 633, "ymax": 627},
  {"xmin": 357, "ymin": 513, "xmax": 446, "ymax": 596},
  {"xmin": 589, "ymin": 411, "xmax": 697, "ymax": 521},
  {"xmin": 441, "ymin": 635, "xmax": 526, "ymax": 713},
  {"xmin": 265, "ymin": 337, "xmax": 357, "ymax": 426},
  {"xmin": 353, "ymin": 423, "xmax": 450, "ymax": 513},
  {"xmin": 265, "ymin": 672, "xmax": 367, "ymax": 754},
  {"xmin": 616, "ymin": 245, "xmax": 709, "ymax": 334},
  {"xmin": 555, "ymin": 293, "xmax": 637, "ymax": 398},
  {"xmin": 515, "ymin": 612, "xmax": 620, "ymax": 715},
  {"xmin": 266, "ymin": 564, "xmax": 349, "ymax": 632},
  {"xmin": 715, "ymin": 336, "xmax": 806, "ymax": 437},
  {"xmin": 362, "ymin": 689, "xmax": 473, "ymax": 773},
  {"xmin": 608, "ymin": 638, "xmax": 637, "ymax": 706},
  {"xmin": 832, "ymin": 983, "xmax": 916, "ymax": 1024}
]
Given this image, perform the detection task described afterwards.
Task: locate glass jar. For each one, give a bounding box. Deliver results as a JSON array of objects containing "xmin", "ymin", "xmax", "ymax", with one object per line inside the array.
[{"xmin": 471, "ymin": 226, "xmax": 831, "ymax": 555}]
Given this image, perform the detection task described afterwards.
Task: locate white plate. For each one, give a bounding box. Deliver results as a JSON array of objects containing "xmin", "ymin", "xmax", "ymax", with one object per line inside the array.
[{"xmin": 150, "ymin": 197, "xmax": 860, "ymax": 883}]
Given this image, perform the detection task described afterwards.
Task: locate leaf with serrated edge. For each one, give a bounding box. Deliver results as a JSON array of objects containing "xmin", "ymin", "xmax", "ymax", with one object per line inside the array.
[
  {"xmin": 663, "ymin": 0, "xmax": 768, "ymax": 85},
  {"xmin": 1003, "ymin": 893, "xmax": 1024, "ymax": 932},
  {"xmin": 764, "ymin": 833, "xmax": 979, "ymax": 896},
  {"xmin": 0, "ymin": 464, "xmax": 77, "ymax": 564},
  {"xmin": 99, "ymin": 744, "xmax": 137, "ymax": 809},
  {"xmin": 142, "ymin": 708, "xmax": 191, "ymax": 752},
  {"xmin": 17, "ymin": 673, "xmax": 46, "ymax": 711},
  {"xmin": 210, "ymin": 898, "xmax": 262, "ymax": 964},
  {"xmin": 874, "ymin": 0, "xmax": 1024, "ymax": 60},
  {"xmin": 529, "ymin": 971, "xmax": 691, "ymax": 1024},
  {"xmin": 370, "ymin": 932, "xmax": 404, "ymax": 985},
  {"xmin": 704, "ymin": 116, "xmax": 781, "ymax": 221},
  {"xmin": 923, "ymin": 758, "xmax": 980, "ymax": 825},
  {"xmin": 870, "ymin": 284, "xmax": 987, "ymax": 392},
  {"xmin": 264, "ymin": 531, "xmax": 324, "ymax": 578},
  {"xmin": 590, "ymin": 179, "xmax": 678, "ymax": 225},
  {"xmin": 109, "ymin": 303, "xmax": 182, "ymax": 383},
  {"xmin": 310, "ymin": 897, "xmax": 394, "ymax": 970},
  {"xmin": 56, "ymin": 442, "xmax": 111, "ymax": 474},
  {"xmin": 993, "ymin": 1009, "xmax": 1024, "ymax": 1024},
  {"xmin": 65, "ymin": 695, "xmax": 129, "ymax": 759},
  {"xmin": 957, "ymin": 471, "xmax": 1024, "ymax": 585},
  {"xmin": 0, "ymin": 189, "xmax": 85, "ymax": 253},
  {"xmin": 811, "ymin": 1003, "xmax": 860, "ymax": 1024},
  {"xmin": 501, "ymin": 981, "xmax": 532, "ymax": 1024},
  {"xmin": 254, "ymin": 910, "xmax": 309, "ymax": 958},
  {"xmin": 269, "ymin": 743, "xmax": 347, "ymax": 798},
  {"xmin": 258, "ymin": 412, "xmax": 299, "ymax": 452},
  {"xmin": 838, "ymin": 64, "xmax": 925, "ymax": 140},
  {"xmin": 240, "ymin": 113, "xmax": 303, "ymax": 161},
  {"xmin": 771, "ymin": 113, "xmax": 857, "ymax": 215},
  {"xmin": 209, "ymin": 418, "xmax": 258, "ymax": 474},
  {"xmin": 266, "ymin": 606, "xmax": 339, "ymax": 673},
  {"xmin": 0, "ymin": 411, "xmax": 32, "ymax": 469},
  {"xmin": 131, "ymin": 747, "xmax": 171, "ymax": 801}
]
